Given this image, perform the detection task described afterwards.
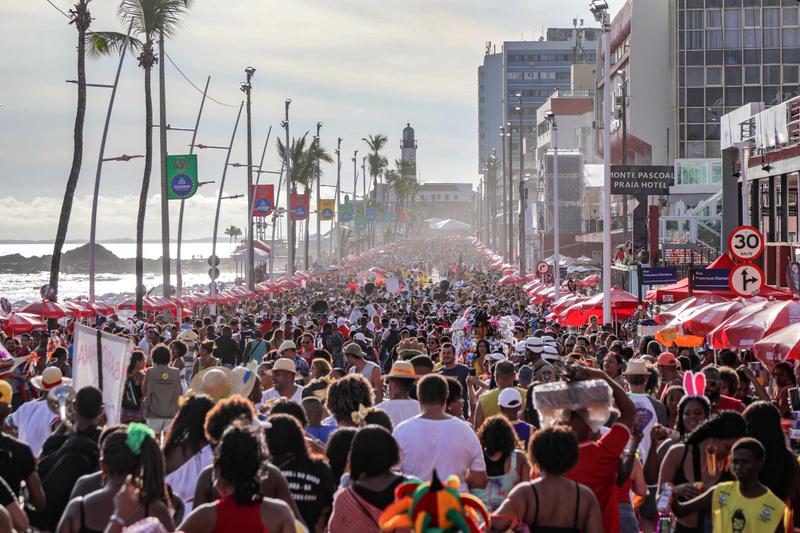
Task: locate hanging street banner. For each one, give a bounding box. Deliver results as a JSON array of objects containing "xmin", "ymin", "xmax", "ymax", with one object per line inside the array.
[
  {"xmin": 399, "ymin": 212, "xmax": 407, "ymax": 222},
  {"xmin": 166, "ymin": 155, "xmax": 198, "ymax": 200},
  {"xmin": 339, "ymin": 203, "xmax": 353, "ymax": 222},
  {"xmin": 356, "ymin": 215, "xmax": 367, "ymax": 232},
  {"xmin": 384, "ymin": 211, "xmax": 393, "ymax": 223},
  {"xmin": 252, "ymin": 184, "xmax": 274, "ymax": 217},
  {"xmin": 290, "ymin": 194, "xmax": 309, "ymax": 220},
  {"xmin": 365, "ymin": 207, "xmax": 375, "ymax": 222},
  {"xmin": 320, "ymin": 199, "xmax": 335, "ymax": 221},
  {"xmin": 610, "ymin": 165, "xmax": 674, "ymax": 195}
]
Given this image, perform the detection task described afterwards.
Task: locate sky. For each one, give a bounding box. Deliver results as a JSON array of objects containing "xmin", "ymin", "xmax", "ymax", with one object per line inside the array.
[{"xmin": 0, "ymin": 0, "xmax": 616, "ymax": 242}]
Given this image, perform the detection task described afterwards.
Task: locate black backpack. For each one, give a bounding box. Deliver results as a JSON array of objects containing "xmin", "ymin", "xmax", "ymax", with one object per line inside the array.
[{"xmin": 26, "ymin": 433, "xmax": 100, "ymax": 531}]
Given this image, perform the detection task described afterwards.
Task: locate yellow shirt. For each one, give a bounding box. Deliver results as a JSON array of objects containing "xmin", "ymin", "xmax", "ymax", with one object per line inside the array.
[
  {"xmin": 712, "ymin": 481, "xmax": 787, "ymax": 533},
  {"xmin": 478, "ymin": 386, "xmax": 528, "ymax": 419}
]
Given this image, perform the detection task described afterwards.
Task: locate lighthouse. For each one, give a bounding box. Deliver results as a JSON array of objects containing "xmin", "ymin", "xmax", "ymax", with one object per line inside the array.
[{"xmin": 401, "ymin": 123, "xmax": 417, "ymax": 178}]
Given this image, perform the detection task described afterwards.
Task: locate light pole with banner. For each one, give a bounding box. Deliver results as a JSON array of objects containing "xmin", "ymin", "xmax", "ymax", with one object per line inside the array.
[
  {"xmin": 242, "ymin": 66, "xmax": 256, "ymax": 291},
  {"xmin": 591, "ymin": 0, "xmax": 612, "ymax": 323},
  {"xmin": 517, "ymin": 94, "xmax": 526, "ymax": 279},
  {"xmin": 331, "ymin": 137, "xmax": 342, "ymax": 264},
  {"xmin": 283, "ymin": 100, "xmax": 293, "ymax": 279},
  {"xmin": 544, "ymin": 111, "xmax": 560, "ymax": 302},
  {"xmin": 315, "ymin": 122, "xmax": 323, "ymax": 267}
]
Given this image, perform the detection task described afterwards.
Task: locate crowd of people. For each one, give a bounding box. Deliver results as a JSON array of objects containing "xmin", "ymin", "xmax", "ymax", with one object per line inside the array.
[{"xmin": 0, "ymin": 237, "xmax": 797, "ymax": 533}]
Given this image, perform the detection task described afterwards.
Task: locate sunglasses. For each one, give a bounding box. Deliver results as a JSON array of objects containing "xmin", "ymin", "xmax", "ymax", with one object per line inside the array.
[
  {"xmin": 566, "ymin": 344, "xmax": 575, "ymax": 350},
  {"xmin": 706, "ymin": 380, "xmax": 719, "ymax": 387}
]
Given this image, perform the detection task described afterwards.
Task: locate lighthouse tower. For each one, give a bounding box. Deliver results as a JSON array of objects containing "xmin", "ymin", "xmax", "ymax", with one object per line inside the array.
[{"xmin": 401, "ymin": 123, "xmax": 417, "ymax": 178}]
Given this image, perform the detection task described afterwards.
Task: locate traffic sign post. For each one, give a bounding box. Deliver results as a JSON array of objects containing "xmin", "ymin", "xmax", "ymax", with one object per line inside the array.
[
  {"xmin": 729, "ymin": 263, "xmax": 765, "ymax": 298},
  {"xmin": 728, "ymin": 226, "xmax": 764, "ymax": 262},
  {"xmin": 536, "ymin": 261, "xmax": 550, "ymax": 275}
]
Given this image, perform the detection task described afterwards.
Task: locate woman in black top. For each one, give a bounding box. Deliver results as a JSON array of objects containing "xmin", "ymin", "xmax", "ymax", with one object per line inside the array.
[
  {"xmin": 744, "ymin": 402, "xmax": 800, "ymax": 506},
  {"xmin": 491, "ymin": 426, "xmax": 601, "ymax": 533}
]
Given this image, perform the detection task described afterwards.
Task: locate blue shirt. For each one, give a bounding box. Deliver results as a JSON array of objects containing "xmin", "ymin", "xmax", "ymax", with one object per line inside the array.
[{"xmin": 306, "ymin": 425, "xmax": 336, "ymax": 444}]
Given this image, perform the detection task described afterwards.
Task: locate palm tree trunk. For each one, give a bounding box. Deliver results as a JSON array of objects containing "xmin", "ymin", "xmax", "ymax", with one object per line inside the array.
[
  {"xmin": 48, "ymin": 1, "xmax": 90, "ymax": 302},
  {"xmin": 136, "ymin": 63, "xmax": 154, "ymax": 313}
]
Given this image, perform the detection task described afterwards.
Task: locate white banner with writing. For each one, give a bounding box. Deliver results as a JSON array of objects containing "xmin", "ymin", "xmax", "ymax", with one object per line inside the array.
[{"xmin": 73, "ymin": 324, "xmax": 134, "ymax": 425}]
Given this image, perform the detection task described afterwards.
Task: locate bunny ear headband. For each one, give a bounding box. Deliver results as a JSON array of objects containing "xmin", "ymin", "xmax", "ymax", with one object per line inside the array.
[{"xmin": 684, "ymin": 371, "xmax": 706, "ymax": 396}]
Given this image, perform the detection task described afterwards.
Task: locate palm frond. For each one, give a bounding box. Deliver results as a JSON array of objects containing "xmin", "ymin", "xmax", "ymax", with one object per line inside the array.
[
  {"xmin": 86, "ymin": 31, "xmax": 143, "ymax": 59},
  {"xmin": 118, "ymin": 0, "xmax": 193, "ymax": 39}
]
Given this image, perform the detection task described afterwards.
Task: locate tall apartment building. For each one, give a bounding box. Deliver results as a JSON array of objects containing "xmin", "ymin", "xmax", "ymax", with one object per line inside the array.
[
  {"xmin": 477, "ymin": 27, "xmax": 600, "ymax": 176},
  {"xmin": 669, "ymin": 0, "xmax": 800, "ymax": 161}
]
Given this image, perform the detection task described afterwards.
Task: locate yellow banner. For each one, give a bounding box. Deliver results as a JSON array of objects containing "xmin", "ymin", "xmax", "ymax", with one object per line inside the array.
[{"xmin": 319, "ymin": 199, "xmax": 335, "ymax": 221}]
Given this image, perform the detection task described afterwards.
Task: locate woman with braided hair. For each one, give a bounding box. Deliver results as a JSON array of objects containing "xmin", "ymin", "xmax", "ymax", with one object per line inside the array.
[
  {"xmin": 56, "ymin": 424, "xmax": 174, "ymax": 533},
  {"xmin": 178, "ymin": 422, "xmax": 296, "ymax": 533}
]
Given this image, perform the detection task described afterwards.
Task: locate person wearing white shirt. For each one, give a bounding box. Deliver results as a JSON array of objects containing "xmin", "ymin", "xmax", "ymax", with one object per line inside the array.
[
  {"xmin": 11, "ymin": 368, "xmax": 72, "ymax": 457},
  {"xmin": 376, "ymin": 360, "xmax": 420, "ymax": 427},
  {"xmin": 394, "ymin": 374, "xmax": 487, "ymax": 493},
  {"xmin": 260, "ymin": 358, "xmax": 304, "ymax": 410}
]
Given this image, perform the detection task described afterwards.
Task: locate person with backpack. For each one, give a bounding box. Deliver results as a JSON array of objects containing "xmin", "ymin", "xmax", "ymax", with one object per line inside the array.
[
  {"xmin": 0, "ymin": 380, "xmax": 45, "ymax": 512},
  {"xmin": 327, "ymin": 322, "xmax": 346, "ymax": 369},
  {"xmin": 29, "ymin": 386, "xmax": 104, "ymax": 532},
  {"xmin": 242, "ymin": 330, "xmax": 269, "ymax": 364}
]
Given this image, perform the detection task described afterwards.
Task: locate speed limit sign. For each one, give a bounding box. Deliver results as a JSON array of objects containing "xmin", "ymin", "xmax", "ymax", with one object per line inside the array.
[
  {"xmin": 729, "ymin": 263, "xmax": 765, "ymax": 298},
  {"xmin": 728, "ymin": 226, "xmax": 764, "ymax": 262},
  {"xmin": 536, "ymin": 261, "xmax": 550, "ymax": 275}
]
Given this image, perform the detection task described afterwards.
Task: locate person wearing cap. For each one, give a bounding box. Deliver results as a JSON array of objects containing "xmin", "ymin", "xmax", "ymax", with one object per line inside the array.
[
  {"xmin": 352, "ymin": 332, "xmax": 377, "ymax": 363},
  {"xmin": 498, "ymin": 388, "xmax": 532, "ymax": 452},
  {"xmin": 472, "ymin": 361, "xmax": 527, "ymax": 430},
  {"xmin": 525, "ymin": 337, "xmax": 557, "ymax": 384},
  {"xmin": 346, "ymin": 343, "xmax": 383, "ymax": 404},
  {"xmin": 10, "ymin": 367, "xmax": 69, "ymax": 457},
  {"xmin": 657, "ymin": 351, "xmax": 683, "ymax": 402},
  {"xmin": 262, "ymin": 358, "xmax": 304, "ymax": 407},
  {"xmin": 0, "ymin": 379, "xmax": 46, "ymax": 515},
  {"xmin": 376, "ymin": 361, "xmax": 421, "ymax": 427},
  {"xmin": 278, "ymin": 340, "xmax": 310, "ymax": 384}
]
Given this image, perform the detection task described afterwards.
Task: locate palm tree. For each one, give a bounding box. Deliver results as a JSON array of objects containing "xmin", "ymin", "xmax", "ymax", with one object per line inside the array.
[
  {"xmin": 224, "ymin": 225, "xmax": 241, "ymax": 248},
  {"xmin": 388, "ymin": 159, "xmax": 417, "ymax": 242},
  {"xmin": 363, "ymin": 134, "xmax": 387, "ymax": 247},
  {"xmin": 276, "ymin": 134, "xmax": 333, "ymax": 269},
  {"xmin": 116, "ymin": 0, "xmax": 192, "ymax": 313},
  {"xmin": 481, "ymin": 156, "xmax": 500, "ymax": 249}
]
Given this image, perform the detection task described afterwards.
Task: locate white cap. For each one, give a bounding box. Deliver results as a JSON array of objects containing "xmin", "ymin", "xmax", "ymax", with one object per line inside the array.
[
  {"xmin": 515, "ymin": 341, "xmax": 527, "ymax": 356},
  {"xmin": 542, "ymin": 345, "xmax": 560, "ymax": 360},
  {"xmin": 525, "ymin": 337, "xmax": 544, "ymax": 353},
  {"xmin": 487, "ymin": 352, "xmax": 507, "ymax": 362},
  {"xmin": 354, "ymin": 332, "xmax": 366, "ymax": 342},
  {"xmin": 336, "ymin": 317, "xmax": 346, "ymax": 327},
  {"xmin": 389, "ymin": 318, "xmax": 399, "ymax": 326},
  {"xmin": 541, "ymin": 335, "xmax": 557, "ymax": 347},
  {"xmin": 498, "ymin": 388, "xmax": 523, "ymax": 408}
]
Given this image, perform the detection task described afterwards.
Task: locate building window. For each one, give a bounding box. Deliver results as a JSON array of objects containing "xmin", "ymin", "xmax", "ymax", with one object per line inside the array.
[
  {"xmin": 783, "ymin": 27, "xmax": 800, "ymax": 47},
  {"xmin": 725, "ymin": 9, "xmax": 742, "ymax": 28},
  {"xmin": 445, "ymin": 195, "xmax": 449, "ymax": 201},
  {"xmin": 687, "ymin": 10, "xmax": 704, "ymax": 29},
  {"xmin": 454, "ymin": 195, "xmax": 458, "ymax": 200},
  {"xmin": 677, "ymin": 162, "xmax": 710, "ymax": 185},
  {"xmin": 707, "ymin": 10, "xmax": 722, "ymax": 27},
  {"xmin": 688, "ymin": 67, "xmax": 705, "ymax": 86},
  {"xmin": 763, "ymin": 8, "xmax": 780, "ymax": 27},
  {"xmin": 707, "ymin": 67, "xmax": 723, "ymax": 85},
  {"xmin": 785, "ymin": 7, "xmax": 799, "ymax": 26}
]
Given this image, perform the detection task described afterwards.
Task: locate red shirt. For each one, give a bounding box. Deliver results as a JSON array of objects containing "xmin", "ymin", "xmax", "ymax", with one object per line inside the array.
[
  {"xmin": 712, "ymin": 395, "xmax": 743, "ymax": 413},
  {"xmin": 566, "ymin": 423, "xmax": 630, "ymax": 533}
]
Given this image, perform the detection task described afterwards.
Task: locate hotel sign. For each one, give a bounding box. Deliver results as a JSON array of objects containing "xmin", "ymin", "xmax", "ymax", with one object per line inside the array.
[{"xmin": 610, "ymin": 165, "xmax": 674, "ymax": 195}]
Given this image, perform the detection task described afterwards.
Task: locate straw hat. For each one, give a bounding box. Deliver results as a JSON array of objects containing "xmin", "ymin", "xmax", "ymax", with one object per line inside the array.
[
  {"xmin": 272, "ymin": 358, "xmax": 298, "ymax": 374},
  {"xmin": 177, "ymin": 329, "xmax": 199, "ymax": 342},
  {"xmin": 623, "ymin": 359, "xmax": 651, "ymax": 375},
  {"xmin": 232, "ymin": 361, "xmax": 259, "ymax": 398},
  {"xmin": 188, "ymin": 367, "xmax": 243, "ymax": 401},
  {"xmin": 31, "ymin": 367, "xmax": 73, "ymax": 390},
  {"xmin": 278, "ymin": 341, "xmax": 297, "ymax": 354},
  {"xmin": 383, "ymin": 361, "xmax": 418, "ymax": 380}
]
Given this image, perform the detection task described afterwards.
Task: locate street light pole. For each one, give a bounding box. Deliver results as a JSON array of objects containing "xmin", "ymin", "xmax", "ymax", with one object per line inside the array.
[
  {"xmin": 500, "ymin": 127, "xmax": 508, "ymax": 261},
  {"xmin": 284, "ymin": 99, "xmax": 293, "ymax": 280},
  {"xmin": 88, "ymin": 21, "xmax": 133, "ymax": 304},
  {"xmin": 362, "ymin": 156, "xmax": 367, "ymax": 250},
  {"xmin": 545, "ymin": 111, "xmax": 560, "ymax": 302},
  {"xmin": 517, "ymin": 94, "xmax": 526, "ymax": 279},
  {"xmin": 315, "ymin": 122, "xmax": 322, "ymax": 267},
  {"xmin": 591, "ymin": 0, "xmax": 612, "ymax": 323},
  {"xmin": 331, "ymin": 137, "xmax": 342, "ymax": 264},
  {"xmin": 210, "ymin": 103, "xmax": 244, "ymax": 314},
  {"xmin": 242, "ymin": 67, "xmax": 256, "ymax": 291},
  {"xmin": 158, "ymin": 27, "xmax": 170, "ymax": 308},
  {"xmin": 619, "ymin": 70, "xmax": 629, "ymax": 246},
  {"xmin": 353, "ymin": 150, "xmax": 358, "ymax": 253}
]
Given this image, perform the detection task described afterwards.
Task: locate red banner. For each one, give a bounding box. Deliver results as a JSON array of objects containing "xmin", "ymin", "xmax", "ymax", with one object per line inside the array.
[
  {"xmin": 290, "ymin": 194, "xmax": 309, "ymax": 221},
  {"xmin": 252, "ymin": 185, "xmax": 274, "ymax": 217},
  {"xmin": 399, "ymin": 212, "xmax": 407, "ymax": 222}
]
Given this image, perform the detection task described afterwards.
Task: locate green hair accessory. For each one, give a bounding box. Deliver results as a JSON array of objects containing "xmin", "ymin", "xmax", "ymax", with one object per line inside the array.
[{"xmin": 125, "ymin": 423, "xmax": 155, "ymax": 455}]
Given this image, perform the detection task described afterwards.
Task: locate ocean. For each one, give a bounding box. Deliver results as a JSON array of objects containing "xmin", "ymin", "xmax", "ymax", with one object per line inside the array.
[{"xmin": 0, "ymin": 243, "xmax": 287, "ymax": 305}]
